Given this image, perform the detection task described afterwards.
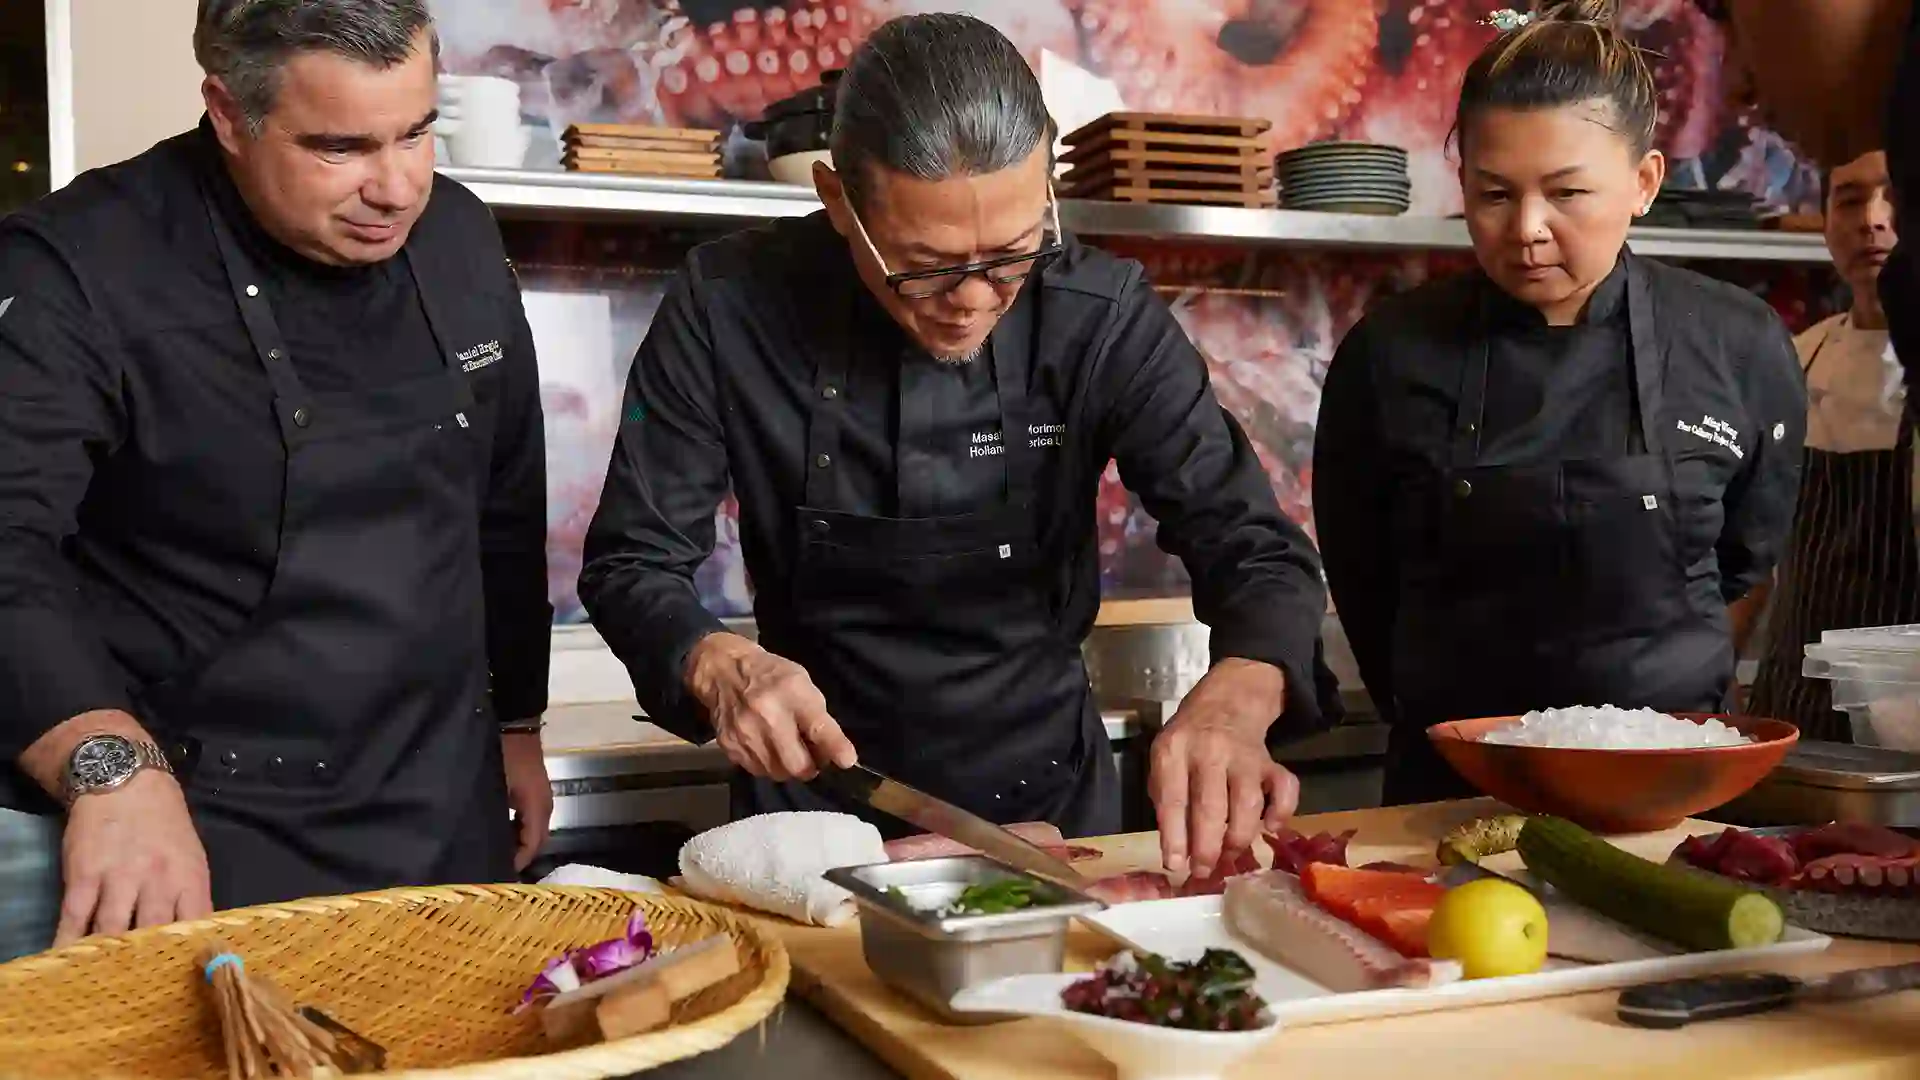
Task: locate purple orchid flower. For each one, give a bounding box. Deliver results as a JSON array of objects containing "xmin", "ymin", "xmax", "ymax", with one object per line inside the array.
[{"xmin": 514, "ymin": 908, "xmax": 656, "ymax": 1014}]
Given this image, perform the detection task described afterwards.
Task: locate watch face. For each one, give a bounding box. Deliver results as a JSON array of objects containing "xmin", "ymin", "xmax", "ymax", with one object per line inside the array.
[{"xmin": 72, "ymin": 737, "xmax": 138, "ymax": 790}]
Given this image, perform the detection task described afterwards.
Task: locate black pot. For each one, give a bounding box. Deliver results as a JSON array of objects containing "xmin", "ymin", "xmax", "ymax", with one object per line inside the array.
[{"xmin": 743, "ymin": 69, "xmax": 841, "ymax": 157}]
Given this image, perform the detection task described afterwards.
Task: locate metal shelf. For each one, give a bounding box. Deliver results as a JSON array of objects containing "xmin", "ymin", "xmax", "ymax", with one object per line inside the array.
[{"xmin": 445, "ymin": 166, "xmax": 1831, "ymax": 264}]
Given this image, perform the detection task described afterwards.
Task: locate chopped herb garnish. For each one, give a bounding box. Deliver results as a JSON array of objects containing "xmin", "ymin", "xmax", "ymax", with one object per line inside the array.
[{"xmin": 1060, "ymin": 949, "xmax": 1268, "ymax": 1032}]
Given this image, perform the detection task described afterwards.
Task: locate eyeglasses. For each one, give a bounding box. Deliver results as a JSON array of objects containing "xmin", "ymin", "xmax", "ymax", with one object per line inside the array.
[{"xmin": 844, "ymin": 189, "xmax": 1064, "ymax": 300}]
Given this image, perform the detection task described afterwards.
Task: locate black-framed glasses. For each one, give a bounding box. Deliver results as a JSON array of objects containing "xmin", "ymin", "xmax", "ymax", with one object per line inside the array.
[{"xmin": 846, "ymin": 189, "xmax": 1064, "ymax": 299}]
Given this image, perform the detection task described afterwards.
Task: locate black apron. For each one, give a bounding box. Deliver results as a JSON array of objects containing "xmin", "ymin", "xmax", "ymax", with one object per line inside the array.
[
  {"xmin": 130, "ymin": 185, "xmax": 515, "ymax": 909},
  {"xmin": 1750, "ymin": 332, "xmax": 1920, "ymax": 741},
  {"xmin": 1383, "ymin": 266, "xmax": 1723, "ymax": 804},
  {"xmin": 741, "ymin": 291, "xmax": 1120, "ymax": 839}
]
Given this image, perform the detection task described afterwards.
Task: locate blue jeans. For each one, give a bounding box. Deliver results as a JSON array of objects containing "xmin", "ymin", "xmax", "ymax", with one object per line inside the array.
[{"xmin": 0, "ymin": 809, "xmax": 61, "ymax": 963}]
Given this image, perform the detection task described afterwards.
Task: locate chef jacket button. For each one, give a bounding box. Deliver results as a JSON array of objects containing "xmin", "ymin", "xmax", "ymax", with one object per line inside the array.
[
  {"xmin": 245, "ymin": 285, "xmax": 259, "ymax": 298},
  {"xmin": 821, "ymin": 385, "xmax": 839, "ymax": 400},
  {"xmin": 810, "ymin": 518, "xmax": 830, "ymax": 534},
  {"xmin": 815, "ymin": 453, "xmax": 832, "ymax": 468},
  {"xmin": 1454, "ymin": 479, "xmax": 1473, "ymax": 498},
  {"xmin": 268, "ymin": 754, "xmax": 286, "ymax": 774},
  {"xmin": 219, "ymin": 749, "xmax": 238, "ymax": 767},
  {"xmin": 268, "ymin": 348, "xmax": 282, "ymax": 361},
  {"xmin": 312, "ymin": 760, "xmax": 330, "ymax": 782},
  {"xmin": 293, "ymin": 407, "xmax": 310, "ymax": 428},
  {"xmin": 1773, "ymin": 423, "xmax": 1787, "ymax": 440},
  {"xmin": 1463, "ymin": 421, "xmax": 1478, "ymax": 435}
]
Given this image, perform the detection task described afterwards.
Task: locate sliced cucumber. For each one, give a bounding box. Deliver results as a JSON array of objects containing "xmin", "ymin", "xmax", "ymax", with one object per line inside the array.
[{"xmin": 1517, "ymin": 816, "xmax": 1785, "ymax": 952}]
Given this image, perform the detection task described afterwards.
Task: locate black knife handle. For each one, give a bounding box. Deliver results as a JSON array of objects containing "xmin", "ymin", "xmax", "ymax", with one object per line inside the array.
[
  {"xmin": 812, "ymin": 765, "xmax": 881, "ymax": 803},
  {"xmin": 1617, "ymin": 973, "xmax": 1801, "ymax": 1029}
]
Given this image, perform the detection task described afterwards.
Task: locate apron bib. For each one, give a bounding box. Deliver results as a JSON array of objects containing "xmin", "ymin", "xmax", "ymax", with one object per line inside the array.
[
  {"xmin": 1385, "ymin": 267, "xmax": 1713, "ymax": 804},
  {"xmin": 744, "ymin": 294, "xmax": 1118, "ymax": 838},
  {"xmin": 131, "ymin": 186, "xmax": 513, "ymax": 908}
]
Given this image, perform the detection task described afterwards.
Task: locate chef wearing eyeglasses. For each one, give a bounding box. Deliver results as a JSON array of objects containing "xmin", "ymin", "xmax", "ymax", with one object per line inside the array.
[{"xmin": 581, "ymin": 14, "xmax": 1332, "ymax": 877}]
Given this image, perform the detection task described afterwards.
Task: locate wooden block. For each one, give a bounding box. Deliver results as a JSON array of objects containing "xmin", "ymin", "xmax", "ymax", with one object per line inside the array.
[
  {"xmin": 595, "ymin": 981, "xmax": 674, "ymax": 1041},
  {"xmin": 1062, "ymin": 111, "xmax": 1271, "ymax": 146},
  {"xmin": 539, "ymin": 934, "xmax": 741, "ymax": 1044},
  {"xmin": 1069, "ymin": 183, "xmax": 1279, "ymax": 208},
  {"xmin": 563, "ymin": 146, "xmax": 719, "ymax": 167},
  {"xmin": 1059, "ymin": 136, "xmax": 1264, "ymax": 168},
  {"xmin": 1062, "ymin": 163, "xmax": 1274, "ymax": 191},
  {"xmin": 561, "ymin": 153, "xmax": 721, "ymax": 178}
]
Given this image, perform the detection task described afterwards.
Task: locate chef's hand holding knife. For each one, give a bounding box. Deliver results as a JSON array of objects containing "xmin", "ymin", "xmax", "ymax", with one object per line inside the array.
[
  {"xmin": 1149, "ymin": 658, "xmax": 1299, "ymax": 881},
  {"xmin": 19, "ymin": 709, "xmax": 213, "ymax": 946},
  {"xmin": 686, "ymin": 632, "xmax": 859, "ymax": 780}
]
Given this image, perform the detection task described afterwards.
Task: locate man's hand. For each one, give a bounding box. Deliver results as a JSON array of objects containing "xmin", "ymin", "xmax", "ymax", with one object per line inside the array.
[
  {"xmin": 685, "ymin": 632, "xmax": 857, "ymax": 782},
  {"xmin": 1148, "ymin": 659, "xmax": 1299, "ymax": 880},
  {"xmin": 57, "ymin": 769, "xmax": 212, "ymax": 946},
  {"xmin": 20, "ymin": 710, "xmax": 213, "ymax": 945},
  {"xmin": 501, "ymin": 730, "xmax": 553, "ymax": 873}
]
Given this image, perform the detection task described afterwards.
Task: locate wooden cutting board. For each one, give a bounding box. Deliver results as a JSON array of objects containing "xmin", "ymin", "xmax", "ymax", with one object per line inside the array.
[{"xmin": 760, "ymin": 801, "xmax": 1920, "ymax": 1080}]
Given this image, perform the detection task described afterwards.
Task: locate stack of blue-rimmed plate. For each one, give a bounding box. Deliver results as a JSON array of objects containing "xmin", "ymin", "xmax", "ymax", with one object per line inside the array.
[{"xmin": 1275, "ymin": 142, "xmax": 1411, "ymax": 215}]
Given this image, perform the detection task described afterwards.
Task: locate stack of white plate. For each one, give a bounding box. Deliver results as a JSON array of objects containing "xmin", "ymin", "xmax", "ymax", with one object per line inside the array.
[{"xmin": 1275, "ymin": 142, "xmax": 1411, "ymax": 215}]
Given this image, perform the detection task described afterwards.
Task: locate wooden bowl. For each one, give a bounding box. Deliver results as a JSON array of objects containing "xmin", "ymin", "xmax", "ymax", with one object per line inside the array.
[{"xmin": 1427, "ymin": 713, "xmax": 1800, "ymax": 834}]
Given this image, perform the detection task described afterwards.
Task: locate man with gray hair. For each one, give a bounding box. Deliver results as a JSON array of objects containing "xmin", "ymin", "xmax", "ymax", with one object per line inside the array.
[
  {"xmin": 0, "ymin": 0, "xmax": 553, "ymax": 961},
  {"xmin": 582, "ymin": 13, "xmax": 1333, "ymax": 880}
]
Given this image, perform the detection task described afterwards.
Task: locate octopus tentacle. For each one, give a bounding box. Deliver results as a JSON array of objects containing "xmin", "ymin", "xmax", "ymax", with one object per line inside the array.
[
  {"xmin": 1068, "ymin": 0, "xmax": 1378, "ymax": 152},
  {"xmin": 654, "ymin": 0, "xmax": 898, "ymax": 128}
]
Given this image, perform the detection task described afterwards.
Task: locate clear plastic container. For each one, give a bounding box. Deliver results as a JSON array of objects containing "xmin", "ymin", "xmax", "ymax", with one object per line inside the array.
[{"xmin": 1803, "ymin": 624, "xmax": 1920, "ymax": 750}]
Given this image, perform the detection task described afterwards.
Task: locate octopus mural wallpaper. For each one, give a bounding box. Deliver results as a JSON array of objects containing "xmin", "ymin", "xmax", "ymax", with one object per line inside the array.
[{"xmin": 441, "ymin": 1, "xmax": 1842, "ymax": 624}]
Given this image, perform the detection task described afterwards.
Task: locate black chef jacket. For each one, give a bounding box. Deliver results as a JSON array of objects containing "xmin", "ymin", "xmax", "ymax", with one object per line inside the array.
[
  {"xmin": 579, "ymin": 211, "xmax": 1332, "ymax": 746},
  {"xmin": 1315, "ymin": 252, "xmax": 1806, "ymax": 784},
  {"xmin": 0, "ymin": 123, "xmax": 552, "ymax": 812}
]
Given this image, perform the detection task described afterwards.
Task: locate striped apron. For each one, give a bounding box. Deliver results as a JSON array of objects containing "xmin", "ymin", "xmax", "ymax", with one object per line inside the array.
[{"xmin": 1750, "ymin": 327, "xmax": 1920, "ymax": 740}]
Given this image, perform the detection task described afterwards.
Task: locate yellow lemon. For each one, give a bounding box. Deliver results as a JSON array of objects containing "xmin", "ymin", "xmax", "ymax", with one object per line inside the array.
[{"xmin": 1427, "ymin": 878, "xmax": 1549, "ymax": 980}]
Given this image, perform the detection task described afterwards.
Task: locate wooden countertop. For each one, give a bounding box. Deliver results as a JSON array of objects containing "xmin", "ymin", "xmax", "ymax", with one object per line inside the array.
[{"xmin": 761, "ymin": 800, "xmax": 1920, "ymax": 1080}]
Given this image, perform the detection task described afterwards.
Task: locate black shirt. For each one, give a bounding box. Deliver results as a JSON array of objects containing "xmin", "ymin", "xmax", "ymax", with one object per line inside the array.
[
  {"xmin": 1480, "ymin": 260, "xmax": 1634, "ymax": 463},
  {"xmin": 1883, "ymin": 3, "xmax": 1920, "ymax": 399},
  {"xmin": 0, "ymin": 124, "xmax": 551, "ymax": 770},
  {"xmin": 578, "ymin": 212, "xmax": 1331, "ymax": 740}
]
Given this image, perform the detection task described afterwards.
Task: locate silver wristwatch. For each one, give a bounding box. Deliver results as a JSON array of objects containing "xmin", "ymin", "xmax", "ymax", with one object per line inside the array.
[{"xmin": 62, "ymin": 733, "xmax": 174, "ymax": 804}]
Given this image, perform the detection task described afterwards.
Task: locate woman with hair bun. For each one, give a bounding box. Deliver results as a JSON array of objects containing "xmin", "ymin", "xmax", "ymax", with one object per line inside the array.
[{"xmin": 1313, "ymin": 0, "xmax": 1810, "ymax": 804}]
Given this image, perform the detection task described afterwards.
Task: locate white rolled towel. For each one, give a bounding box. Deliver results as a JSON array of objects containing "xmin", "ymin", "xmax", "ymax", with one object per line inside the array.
[{"xmin": 677, "ymin": 811, "xmax": 888, "ymax": 927}]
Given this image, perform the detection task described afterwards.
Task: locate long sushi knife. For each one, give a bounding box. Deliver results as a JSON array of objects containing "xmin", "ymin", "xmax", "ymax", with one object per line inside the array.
[
  {"xmin": 1439, "ymin": 861, "xmax": 1679, "ymax": 964},
  {"xmin": 1618, "ymin": 963, "xmax": 1920, "ymax": 1028},
  {"xmin": 813, "ymin": 763, "xmax": 1095, "ymax": 890}
]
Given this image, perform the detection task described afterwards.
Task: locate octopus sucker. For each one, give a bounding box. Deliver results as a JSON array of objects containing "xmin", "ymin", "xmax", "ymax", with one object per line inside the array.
[
  {"xmin": 649, "ymin": 0, "xmax": 898, "ymax": 129},
  {"xmin": 1068, "ymin": 0, "xmax": 1378, "ymax": 152}
]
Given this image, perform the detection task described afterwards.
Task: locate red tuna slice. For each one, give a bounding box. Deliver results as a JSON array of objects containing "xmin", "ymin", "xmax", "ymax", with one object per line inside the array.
[
  {"xmin": 1714, "ymin": 831, "xmax": 1800, "ymax": 886},
  {"xmin": 1262, "ymin": 828, "xmax": 1356, "ymax": 874},
  {"xmin": 1791, "ymin": 823, "xmax": 1920, "ymax": 863}
]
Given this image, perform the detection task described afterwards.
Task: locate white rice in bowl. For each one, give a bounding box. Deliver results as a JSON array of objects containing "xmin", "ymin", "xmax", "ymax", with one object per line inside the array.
[{"xmin": 1476, "ymin": 705, "xmax": 1753, "ymax": 750}]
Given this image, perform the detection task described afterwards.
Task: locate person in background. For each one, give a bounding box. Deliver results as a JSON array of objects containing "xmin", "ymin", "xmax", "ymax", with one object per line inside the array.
[
  {"xmin": 1741, "ymin": 151, "xmax": 1920, "ymax": 738},
  {"xmin": 580, "ymin": 13, "xmax": 1337, "ymax": 880},
  {"xmin": 0, "ymin": 0, "xmax": 552, "ymax": 963},
  {"xmin": 1313, "ymin": 0, "xmax": 1807, "ymax": 804},
  {"xmin": 1699, "ymin": 1, "xmax": 1918, "ymax": 407}
]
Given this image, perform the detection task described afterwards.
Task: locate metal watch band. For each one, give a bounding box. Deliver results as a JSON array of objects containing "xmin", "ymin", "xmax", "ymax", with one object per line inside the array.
[{"xmin": 62, "ymin": 734, "xmax": 175, "ymax": 805}]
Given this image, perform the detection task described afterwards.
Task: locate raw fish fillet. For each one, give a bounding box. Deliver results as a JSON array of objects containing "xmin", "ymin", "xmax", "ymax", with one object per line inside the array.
[
  {"xmin": 1224, "ymin": 871, "xmax": 1463, "ymax": 993},
  {"xmin": 882, "ymin": 821, "xmax": 1101, "ymax": 864}
]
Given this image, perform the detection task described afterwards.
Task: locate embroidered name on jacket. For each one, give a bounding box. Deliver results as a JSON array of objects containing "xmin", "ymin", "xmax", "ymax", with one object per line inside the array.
[
  {"xmin": 458, "ymin": 340, "xmax": 504, "ymax": 372},
  {"xmin": 1028, "ymin": 422, "xmax": 1066, "ymax": 448},
  {"xmin": 1677, "ymin": 413, "xmax": 1745, "ymax": 459},
  {"xmin": 968, "ymin": 429, "xmax": 1005, "ymax": 458}
]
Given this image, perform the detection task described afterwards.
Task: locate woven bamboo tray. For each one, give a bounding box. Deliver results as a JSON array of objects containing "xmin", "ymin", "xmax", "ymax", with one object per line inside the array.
[{"xmin": 0, "ymin": 884, "xmax": 790, "ymax": 1080}]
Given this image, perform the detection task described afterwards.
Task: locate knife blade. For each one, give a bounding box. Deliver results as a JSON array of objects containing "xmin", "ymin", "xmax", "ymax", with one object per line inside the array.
[
  {"xmin": 1439, "ymin": 861, "xmax": 1679, "ymax": 964},
  {"xmin": 814, "ymin": 764, "xmax": 1093, "ymax": 889},
  {"xmin": 1617, "ymin": 962, "xmax": 1920, "ymax": 1029}
]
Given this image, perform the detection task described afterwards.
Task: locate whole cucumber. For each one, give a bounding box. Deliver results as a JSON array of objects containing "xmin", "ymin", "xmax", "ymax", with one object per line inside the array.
[{"xmin": 1517, "ymin": 816, "xmax": 1785, "ymax": 952}]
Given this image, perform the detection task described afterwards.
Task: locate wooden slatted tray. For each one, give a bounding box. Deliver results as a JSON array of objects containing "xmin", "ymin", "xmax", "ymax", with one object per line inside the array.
[
  {"xmin": 562, "ymin": 123, "xmax": 722, "ymax": 178},
  {"xmin": 1058, "ymin": 111, "xmax": 1275, "ymax": 208}
]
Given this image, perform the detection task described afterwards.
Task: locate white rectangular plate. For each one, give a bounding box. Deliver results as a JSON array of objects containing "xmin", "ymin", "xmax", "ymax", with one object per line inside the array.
[{"xmin": 1081, "ymin": 895, "xmax": 1831, "ymax": 1028}]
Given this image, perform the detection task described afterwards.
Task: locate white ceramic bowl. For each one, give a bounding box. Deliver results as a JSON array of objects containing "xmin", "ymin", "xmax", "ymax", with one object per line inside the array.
[
  {"xmin": 948, "ymin": 972, "xmax": 1280, "ymax": 1080},
  {"xmin": 768, "ymin": 149, "xmax": 832, "ymax": 185}
]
